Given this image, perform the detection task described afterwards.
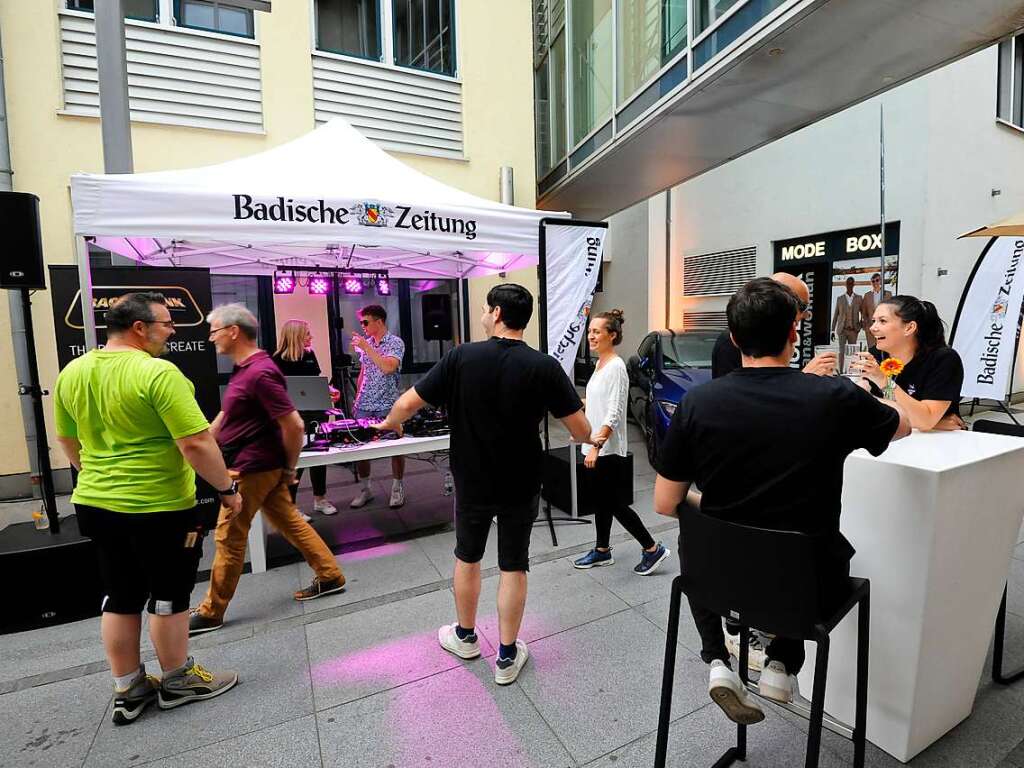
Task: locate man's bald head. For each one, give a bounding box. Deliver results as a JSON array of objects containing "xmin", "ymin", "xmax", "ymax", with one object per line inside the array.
[{"xmin": 770, "ymin": 272, "xmax": 810, "ymax": 305}]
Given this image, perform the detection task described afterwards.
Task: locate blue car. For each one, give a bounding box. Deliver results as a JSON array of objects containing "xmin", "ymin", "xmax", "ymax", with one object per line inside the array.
[{"xmin": 627, "ymin": 329, "xmax": 718, "ymax": 467}]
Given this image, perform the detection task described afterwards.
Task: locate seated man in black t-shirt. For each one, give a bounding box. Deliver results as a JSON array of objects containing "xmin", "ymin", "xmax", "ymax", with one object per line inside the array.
[
  {"xmin": 375, "ymin": 284, "xmax": 593, "ymax": 686},
  {"xmin": 654, "ymin": 278, "xmax": 910, "ymax": 725}
]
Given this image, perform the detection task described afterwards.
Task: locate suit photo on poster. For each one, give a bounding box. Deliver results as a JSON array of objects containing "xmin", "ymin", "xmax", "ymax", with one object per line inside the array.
[{"xmin": 830, "ymin": 256, "xmax": 898, "ymax": 347}]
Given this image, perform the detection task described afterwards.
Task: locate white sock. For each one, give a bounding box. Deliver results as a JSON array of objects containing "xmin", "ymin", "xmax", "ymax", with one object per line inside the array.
[
  {"xmin": 113, "ymin": 665, "xmax": 144, "ymax": 691},
  {"xmin": 361, "ymin": 477, "xmax": 372, "ymax": 491},
  {"xmin": 393, "ymin": 479, "xmax": 403, "ymax": 490}
]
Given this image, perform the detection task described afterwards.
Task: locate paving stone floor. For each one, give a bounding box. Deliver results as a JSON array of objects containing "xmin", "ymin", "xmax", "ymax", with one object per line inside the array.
[{"xmin": 4, "ymin": 419, "xmax": 1024, "ymax": 767}]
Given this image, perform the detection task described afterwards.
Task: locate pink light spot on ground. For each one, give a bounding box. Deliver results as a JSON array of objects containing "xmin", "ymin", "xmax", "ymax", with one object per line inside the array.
[
  {"xmin": 340, "ymin": 542, "xmax": 410, "ymax": 562},
  {"xmin": 384, "ymin": 667, "xmax": 535, "ymax": 767},
  {"xmin": 311, "ymin": 631, "xmax": 449, "ymax": 687}
]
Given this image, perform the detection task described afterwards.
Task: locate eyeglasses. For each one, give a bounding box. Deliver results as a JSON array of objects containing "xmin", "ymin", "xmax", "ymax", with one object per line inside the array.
[
  {"xmin": 797, "ymin": 301, "xmax": 809, "ymax": 314},
  {"xmin": 208, "ymin": 326, "xmax": 233, "ymax": 336},
  {"xmin": 359, "ymin": 319, "xmax": 371, "ymax": 326},
  {"xmin": 144, "ymin": 320, "xmax": 175, "ymax": 328}
]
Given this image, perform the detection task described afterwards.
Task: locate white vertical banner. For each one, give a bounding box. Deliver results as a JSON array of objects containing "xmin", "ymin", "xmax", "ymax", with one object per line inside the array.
[
  {"xmin": 951, "ymin": 237, "xmax": 1024, "ymax": 400},
  {"xmin": 542, "ymin": 221, "xmax": 608, "ymax": 377}
]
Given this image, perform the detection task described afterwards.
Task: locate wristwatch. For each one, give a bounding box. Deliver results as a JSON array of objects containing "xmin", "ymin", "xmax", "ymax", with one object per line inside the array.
[{"xmin": 217, "ymin": 480, "xmax": 239, "ymax": 497}]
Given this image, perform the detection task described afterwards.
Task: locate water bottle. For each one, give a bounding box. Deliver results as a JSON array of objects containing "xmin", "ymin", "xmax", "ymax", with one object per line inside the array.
[{"xmin": 33, "ymin": 507, "xmax": 49, "ymax": 531}]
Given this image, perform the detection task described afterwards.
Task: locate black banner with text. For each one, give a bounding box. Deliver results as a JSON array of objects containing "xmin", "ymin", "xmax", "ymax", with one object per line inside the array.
[{"xmin": 49, "ymin": 266, "xmax": 220, "ymax": 523}]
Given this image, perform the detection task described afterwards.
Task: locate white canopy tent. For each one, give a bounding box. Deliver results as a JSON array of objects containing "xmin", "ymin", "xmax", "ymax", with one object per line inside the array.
[{"xmin": 69, "ymin": 118, "xmax": 569, "ymax": 345}]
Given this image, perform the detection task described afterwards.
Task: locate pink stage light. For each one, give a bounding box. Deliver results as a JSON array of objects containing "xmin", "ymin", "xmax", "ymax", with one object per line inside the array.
[
  {"xmin": 273, "ymin": 273, "xmax": 295, "ymax": 294},
  {"xmin": 343, "ymin": 277, "xmax": 365, "ymax": 295},
  {"xmin": 376, "ymin": 277, "xmax": 392, "ymax": 296},
  {"xmin": 308, "ymin": 275, "xmax": 331, "ymax": 295}
]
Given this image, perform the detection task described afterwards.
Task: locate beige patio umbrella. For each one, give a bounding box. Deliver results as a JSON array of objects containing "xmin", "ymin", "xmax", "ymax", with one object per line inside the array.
[{"xmin": 959, "ymin": 210, "xmax": 1024, "ymax": 238}]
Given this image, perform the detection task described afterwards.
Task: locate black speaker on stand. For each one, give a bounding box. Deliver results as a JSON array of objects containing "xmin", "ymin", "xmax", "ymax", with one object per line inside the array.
[
  {"xmin": 422, "ymin": 293, "xmax": 453, "ymax": 359},
  {"xmin": 0, "ymin": 192, "xmax": 97, "ymax": 633},
  {"xmin": 0, "ymin": 192, "xmax": 58, "ymax": 533}
]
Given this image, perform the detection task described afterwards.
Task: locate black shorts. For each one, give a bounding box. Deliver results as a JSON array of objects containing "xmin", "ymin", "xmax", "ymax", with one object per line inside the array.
[
  {"xmin": 454, "ymin": 495, "xmax": 539, "ymax": 572},
  {"xmin": 76, "ymin": 504, "xmax": 205, "ymax": 616}
]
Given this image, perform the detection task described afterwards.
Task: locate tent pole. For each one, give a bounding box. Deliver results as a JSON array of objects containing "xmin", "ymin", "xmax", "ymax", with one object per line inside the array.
[{"xmin": 76, "ymin": 235, "xmax": 98, "ymax": 350}]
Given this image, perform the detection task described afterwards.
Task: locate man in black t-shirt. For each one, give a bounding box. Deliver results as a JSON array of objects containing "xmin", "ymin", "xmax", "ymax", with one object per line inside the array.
[
  {"xmin": 712, "ymin": 272, "xmax": 837, "ymax": 378},
  {"xmin": 376, "ymin": 284, "xmax": 593, "ymax": 686},
  {"xmin": 655, "ymin": 278, "xmax": 909, "ymax": 725}
]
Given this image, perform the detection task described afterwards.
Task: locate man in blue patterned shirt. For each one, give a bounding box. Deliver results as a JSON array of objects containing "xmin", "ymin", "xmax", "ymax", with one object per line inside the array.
[{"xmin": 350, "ymin": 304, "xmax": 407, "ymax": 508}]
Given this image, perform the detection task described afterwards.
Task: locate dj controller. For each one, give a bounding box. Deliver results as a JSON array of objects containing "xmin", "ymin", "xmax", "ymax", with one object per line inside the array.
[{"xmin": 304, "ymin": 408, "xmax": 449, "ymax": 451}]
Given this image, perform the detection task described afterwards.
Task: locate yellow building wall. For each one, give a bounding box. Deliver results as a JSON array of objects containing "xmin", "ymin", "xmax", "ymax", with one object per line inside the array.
[{"xmin": 0, "ymin": 0, "xmax": 537, "ymax": 478}]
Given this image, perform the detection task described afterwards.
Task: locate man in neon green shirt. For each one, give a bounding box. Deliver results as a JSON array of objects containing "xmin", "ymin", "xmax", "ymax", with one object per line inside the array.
[{"xmin": 54, "ymin": 292, "xmax": 240, "ymax": 726}]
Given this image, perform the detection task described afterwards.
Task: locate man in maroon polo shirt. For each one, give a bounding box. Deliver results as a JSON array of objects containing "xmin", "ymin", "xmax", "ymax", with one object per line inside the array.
[{"xmin": 189, "ymin": 304, "xmax": 345, "ymax": 636}]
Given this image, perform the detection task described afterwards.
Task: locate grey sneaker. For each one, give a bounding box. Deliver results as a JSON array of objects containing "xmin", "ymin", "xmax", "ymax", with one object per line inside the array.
[
  {"xmin": 112, "ymin": 671, "xmax": 159, "ymax": 726},
  {"xmin": 158, "ymin": 658, "xmax": 238, "ymax": 710},
  {"xmin": 494, "ymin": 640, "xmax": 529, "ymax": 685}
]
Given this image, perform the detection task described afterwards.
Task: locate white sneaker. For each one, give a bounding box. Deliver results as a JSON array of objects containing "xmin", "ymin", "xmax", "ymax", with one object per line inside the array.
[
  {"xmin": 708, "ymin": 659, "xmax": 765, "ymax": 725},
  {"xmin": 299, "ymin": 511, "xmax": 312, "ymax": 522},
  {"xmin": 389, "ymin": 482, "xmax": 405, "ymax": 509},
  {"xmin": 758, "ymin": 660, "xmax": 799, "ymax": 704},
  {"xmin": 350, "ymin": 488, "xmax": 374, "ymax": 508},
  {"xmin": 494, "ymin": 640, "xmax": 529, "ymax": 685},
  {"xmin": 437, "ymin": 623, "xmax": 481, "ymax": 660},
  {"xmin": 313, "ymin": 499, "xmax": 338, "ymax": 516},
  {"xmin": 725, "ymin": 631, "xmax": 765, "ymax": 672}
]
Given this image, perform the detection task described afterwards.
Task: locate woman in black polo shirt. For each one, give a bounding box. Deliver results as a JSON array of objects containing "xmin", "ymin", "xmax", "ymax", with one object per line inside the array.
[
  {"xmin": 854, "ymin": 295, "xmax": 965, "ymax": 431},
  {"xmin": 272, "ymin": 320, "xmax": 338, "ymax": 517}
]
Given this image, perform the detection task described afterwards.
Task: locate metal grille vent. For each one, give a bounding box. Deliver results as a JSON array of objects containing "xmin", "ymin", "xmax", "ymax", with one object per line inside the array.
[
  {"xmin": 683, "ymin": 246, "xmax": 756, "ymax": 296},
  {"xmin": 682, "ymin": 311, "xmax": 728, "ymax": 332}
]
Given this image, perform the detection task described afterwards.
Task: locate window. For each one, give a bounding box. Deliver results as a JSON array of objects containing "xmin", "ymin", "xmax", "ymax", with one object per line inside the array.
[
  {"xmin": 696, "ymin": 0, "xmax": 740, "ymax": 34},
  {"xmin": 616, "ymin": 0, "xmax": 687, "ymax": 104},
  {"xmin": 550, "ymin": 32, "xmax": 568, "ymax": 162},
  {"xmin": 175, "ymin": 0, "xmax": 254, "ymax": 38},
  {"xmin": 570, "ymin": 0, "xmax": 613, "ymax": 145},
  {"xmin": 393, "ymin": 0, "xmax": 456, "ymax": 76},
  {"xmin": 317, "ymin": 0, "xmax": 382, "ymax": 60},
  {"xmin": 536, "ymin": 59, "xmax": 552, "ymax": 177},
  {"xmin": 998, "ymin": 35, "xmax": 1024, "ymax": 129},
  {"xmin": 66, "ymin": 0, "xmax": 159, "ymax": 22}
]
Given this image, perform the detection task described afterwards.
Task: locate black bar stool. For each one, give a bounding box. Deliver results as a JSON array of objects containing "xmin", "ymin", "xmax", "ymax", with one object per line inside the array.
[
  {"xmin": 972, "ymin": 418, "xmax": 1024, "ymax": 685},
  {"xmin": 654, "ymin": 508, "xmax": 870, "ymax": 768}
]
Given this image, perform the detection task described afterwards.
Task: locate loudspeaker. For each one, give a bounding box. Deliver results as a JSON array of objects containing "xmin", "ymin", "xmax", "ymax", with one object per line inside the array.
[
  {"xmin": 541, "ymin": 445, "xmax": 634, "ymax": 515},
  {"xmin": 0, "ymin": 517, "xmax": 103, "ymax": 634},
  {"xmin": 0, "ymin": 192, "xmax": 46, "ymax": 290},
  {"xmin": 422, "ymin": 294, "xmax": 453, "ymax": 341}
]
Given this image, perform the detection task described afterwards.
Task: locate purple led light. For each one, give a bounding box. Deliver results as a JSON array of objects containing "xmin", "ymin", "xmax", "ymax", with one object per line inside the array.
[
  {"xmin": 376, "ymin": 277, "xmax": 391, "ymax": 296},
  {"xmin": 273, "ymin": 273, "xmax": 295, "ymax": 294},
  {"xmin": 308, "ymin": 276, "xmax": 331, "ymax": 295},
  {"xmin": 343, "ymin": 277, "xmax": 365, "ymax": 295}
]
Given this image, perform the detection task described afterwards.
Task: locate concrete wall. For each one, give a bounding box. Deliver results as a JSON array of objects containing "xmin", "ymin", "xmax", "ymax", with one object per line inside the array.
[
  {"xmin": 0, "ymin": 0, "xmax": 538, "ymax": 483},
  {"xmin": 658, "ymin": 45, "xmax": 1024, "ymax": 391},
  {"xmin": 590, "ymin": 199, "xmax": 650, "ymax": 356}
]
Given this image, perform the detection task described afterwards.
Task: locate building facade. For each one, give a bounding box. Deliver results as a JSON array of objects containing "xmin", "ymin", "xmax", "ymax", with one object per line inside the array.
[
  {"xmin": 0, "ymin": 0, "xmax": 537, "ymax": 493},
  {"xmin": 589, "ymin": 41, "xmax": 1024, "ymax": 394}
]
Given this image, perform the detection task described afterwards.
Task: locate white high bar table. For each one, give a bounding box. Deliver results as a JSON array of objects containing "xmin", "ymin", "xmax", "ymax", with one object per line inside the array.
[{"xmin": 796, "ymin": 430, "xmax": 1024, "ymax": 762}]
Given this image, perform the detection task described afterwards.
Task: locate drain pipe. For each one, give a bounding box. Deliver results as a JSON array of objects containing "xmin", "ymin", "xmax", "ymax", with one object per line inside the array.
[{"xmin": 0, "ymin": 24, "xmax": 44, "ymax": 501}]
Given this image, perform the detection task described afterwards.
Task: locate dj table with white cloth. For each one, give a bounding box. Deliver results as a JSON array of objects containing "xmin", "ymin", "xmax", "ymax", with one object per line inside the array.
[
  {"xmin": 245, "ymin": 434, "xmax": 450, "ymax": 574},
  {"xmin": 796, "ymin": 430, "xmax": 1024, "ymax": 762}
]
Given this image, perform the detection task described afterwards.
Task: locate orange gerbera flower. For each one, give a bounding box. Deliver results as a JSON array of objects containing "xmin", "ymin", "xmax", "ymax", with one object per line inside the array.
[{"xmin": 880, "ymin": 358, "xmax": 904, "ymax": 377}]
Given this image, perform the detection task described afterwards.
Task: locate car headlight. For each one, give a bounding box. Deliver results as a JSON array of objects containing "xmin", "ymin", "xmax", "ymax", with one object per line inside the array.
[{"xmin": 657, "ymin": 400, "xmax": 677, "ymax": 417}]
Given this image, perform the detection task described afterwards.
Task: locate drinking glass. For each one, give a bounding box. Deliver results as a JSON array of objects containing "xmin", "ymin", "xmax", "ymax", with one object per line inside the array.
[{"xmin": 814, "ymin": 344, "xmax": 839, "ymax": 375}]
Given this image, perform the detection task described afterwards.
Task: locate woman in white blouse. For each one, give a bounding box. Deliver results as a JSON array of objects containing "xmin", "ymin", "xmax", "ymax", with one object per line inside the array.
[{"xmin": 573, "ymin": 310, "xmax": 670, "ymax": 575}]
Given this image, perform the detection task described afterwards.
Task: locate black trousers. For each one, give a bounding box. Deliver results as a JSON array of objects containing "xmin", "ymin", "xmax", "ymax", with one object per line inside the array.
[
  {"xmin": 588, "ymin": 454, "xmax": 655, "ymax": 551},
  {"xmin": 288, "ymin": 465, "xmax": 327, "ymax": 501},
  {"xmin": 688, "ymin": 556, "xmax": 851, "ymax": 674}
]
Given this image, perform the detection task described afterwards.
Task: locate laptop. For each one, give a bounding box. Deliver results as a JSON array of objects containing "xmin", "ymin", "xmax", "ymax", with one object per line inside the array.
[{"xmin": 285, "ymin": 376, "xmax": 333, "ymax": 411}]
